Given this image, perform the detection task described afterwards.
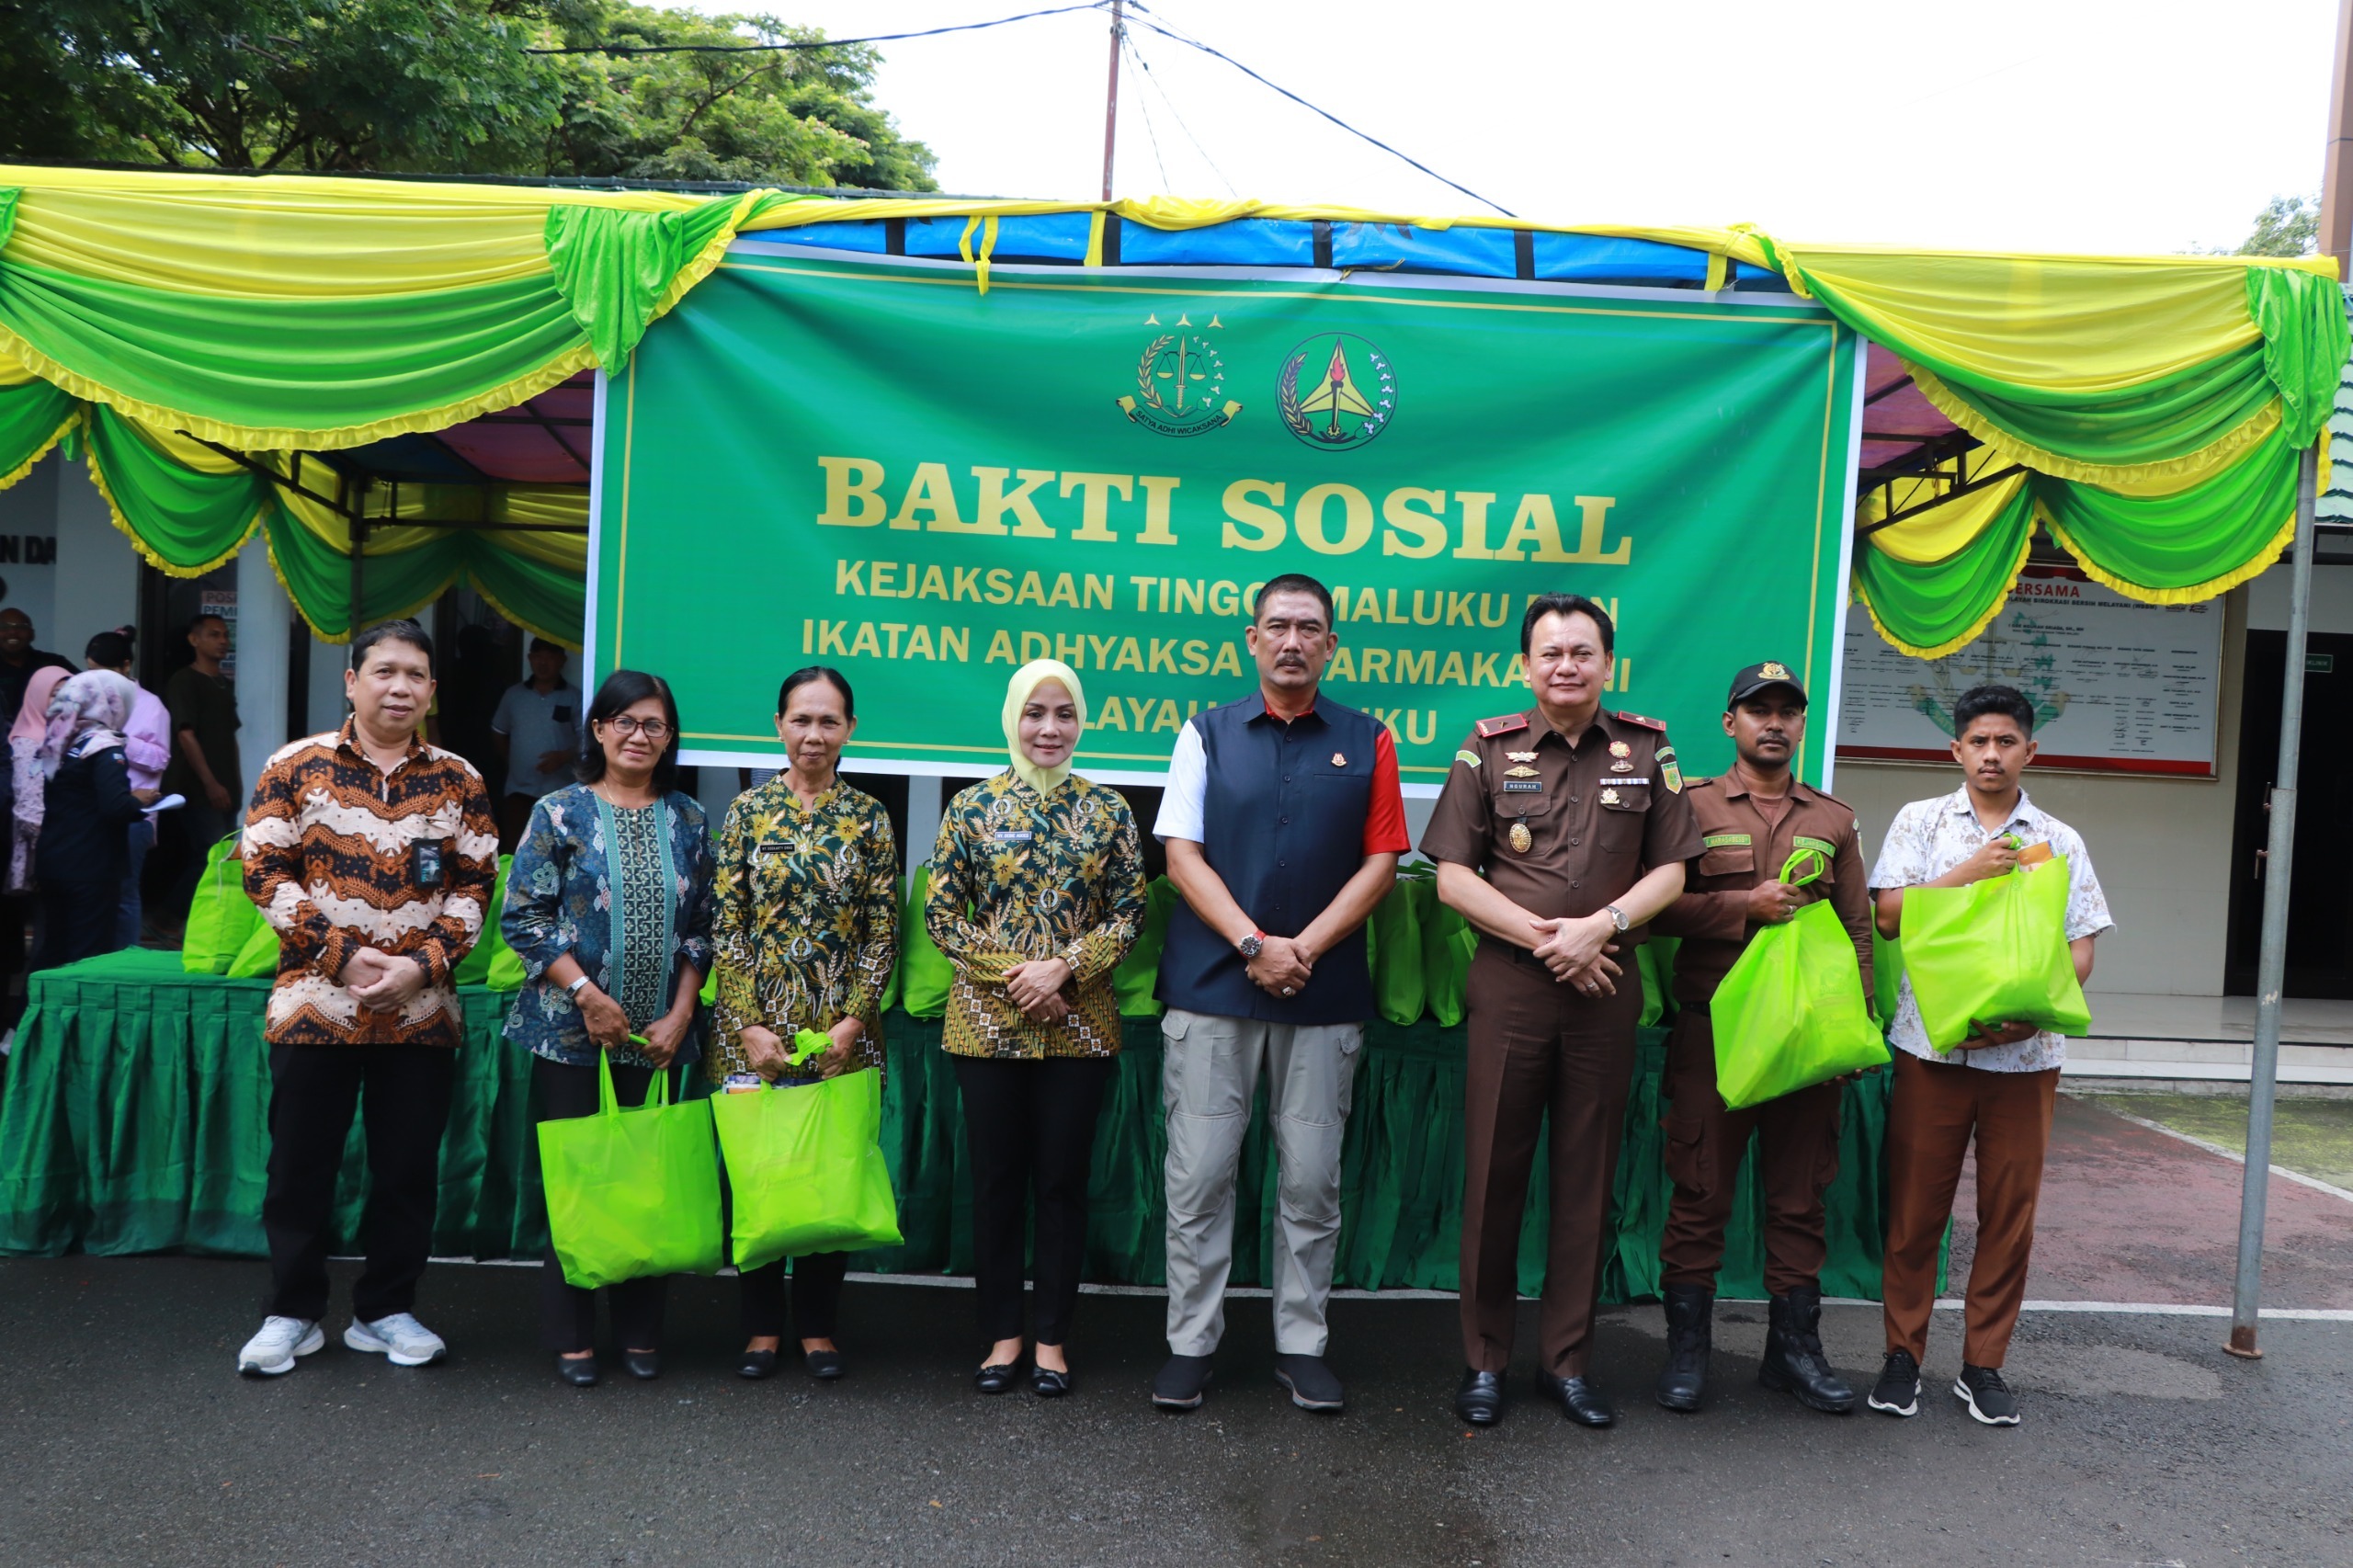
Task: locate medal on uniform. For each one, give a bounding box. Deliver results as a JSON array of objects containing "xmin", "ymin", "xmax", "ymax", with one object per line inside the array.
[
  {"xmin": 1608, "ymin": 741, "xmax": 1631, "ymax": 758},
  {"xmin": 1600, "ymin": 787, "xmax": 1621, "ymax": 806},
  {"xmin": 1506, "ymin": 751, "xmax": 1538, "ymax": 763},
  {"xmin": 1504, "ymin": 765, "xmax": 1540, "ymax": 778},
  {"xmin": 1610, "ymin": 758, "xmax": 1634, "ymax": 773},
  {"xmin": 1331, "ymin": 752, "xmax": 1347, "ymax": 767},
  {"xmin": 1508, "ymin": 819, "xmax": 1533, "ymax": 854}
]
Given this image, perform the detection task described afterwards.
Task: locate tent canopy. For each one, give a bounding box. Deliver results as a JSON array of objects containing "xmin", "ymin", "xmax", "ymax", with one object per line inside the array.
[{"xmin": 0, "ymin": 164, "xmax": 2340, "ymax": 651}]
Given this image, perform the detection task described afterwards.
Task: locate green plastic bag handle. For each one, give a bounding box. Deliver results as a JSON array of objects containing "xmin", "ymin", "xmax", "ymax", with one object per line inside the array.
[
  {"xmin": 787, "ymin": 1028, "xmax": 832, "ymax": 1068},
  {"xmin": 605, "ymin": 1041, "xmax": 674, "ymax": 1112},
  {"xmin": 1779, "ymin": 848, "xmax": 1828, "ymax": 889}
]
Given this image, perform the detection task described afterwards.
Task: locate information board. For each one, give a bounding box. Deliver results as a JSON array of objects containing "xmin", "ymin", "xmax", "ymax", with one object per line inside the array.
[{"xmin": 1835, "ymin": 566, "xmax": 2222, "ymax": 777}]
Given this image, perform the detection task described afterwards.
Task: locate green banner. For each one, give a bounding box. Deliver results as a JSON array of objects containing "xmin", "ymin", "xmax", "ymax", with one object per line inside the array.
[{"xmin": 596, "ymin": 250, "xmax": 1861, "ymax": 787}]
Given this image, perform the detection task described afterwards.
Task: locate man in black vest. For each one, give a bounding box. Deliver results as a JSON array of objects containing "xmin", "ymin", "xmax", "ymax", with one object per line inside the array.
[{"xmin": 1150, "ymin": 574, "xmax": 1409, "ymax": 1415}]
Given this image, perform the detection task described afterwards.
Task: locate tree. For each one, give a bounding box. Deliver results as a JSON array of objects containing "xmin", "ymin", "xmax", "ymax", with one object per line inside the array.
[
  {"xmin": 1, "ymin": 0, "xmax": 935, "ymax": 189},
  {"xmin": 2234, "ymin": 194, "xmax": 2319, "ymax": 258}
]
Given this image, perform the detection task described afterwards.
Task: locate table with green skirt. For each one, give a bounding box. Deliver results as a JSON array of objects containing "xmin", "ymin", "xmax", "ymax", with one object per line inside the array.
[{"xmin": 0, "ymin": 949, "xmax": 1906, "ymax": 1301}]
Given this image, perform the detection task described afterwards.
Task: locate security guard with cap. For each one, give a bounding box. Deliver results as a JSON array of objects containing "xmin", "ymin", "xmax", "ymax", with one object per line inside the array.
[
  {"xmin": 1422, "ymin": 591, "xmax": 1700, "ymax": 1429},
  {"xmin": 1648, "ymin": 660, "xmax": 1872, "ymax": 1415}
]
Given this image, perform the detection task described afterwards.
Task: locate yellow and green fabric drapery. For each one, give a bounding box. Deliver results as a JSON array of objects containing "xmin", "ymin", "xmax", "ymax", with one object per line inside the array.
[{"xmin": 0, "ymin": 165, "xmax": 2342, "ymax": 655}]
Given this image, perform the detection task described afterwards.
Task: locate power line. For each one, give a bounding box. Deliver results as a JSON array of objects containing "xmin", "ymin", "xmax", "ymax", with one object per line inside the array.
[
  {"xmin": 527, "ymin": 2, "xmax": 1109, "ymax": 57},
  {"xmin": 1121, "ymin": 36, "xmax": 1176, "ymax": 193},
  {"xmin": 1123, "ymin": 3, "xmax": 1513, "ymax": 217},
  {"xmin": 1123, "ymin": 28, "xmax": 1237, "ymax": 198}
]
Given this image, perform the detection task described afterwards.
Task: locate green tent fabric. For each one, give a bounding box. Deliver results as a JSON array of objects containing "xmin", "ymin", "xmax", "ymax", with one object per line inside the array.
[
  {"xmin": 0, "ymin": 374, "xmax": 72, "ymax": 485},
  {"xmin": 1852, "ymin": 479, "xmax": 2037, "ymax": 655},
  {"xmin": 2033, "ymin": 423, "xmax": 2300, "ymax": 594},
  {"xmin": 897, "ymin": 865, "xmax": 953, "ymax": 1019},
  {"xmin": 0, "ymin": 949, "xmax": 1924, "ymax": 1301}
]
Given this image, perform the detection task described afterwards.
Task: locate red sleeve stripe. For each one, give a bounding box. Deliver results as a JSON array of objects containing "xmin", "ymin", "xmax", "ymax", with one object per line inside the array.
[{"xmin": 1362, "ymin": 728, "xmax": 1412, "ymax": 856}]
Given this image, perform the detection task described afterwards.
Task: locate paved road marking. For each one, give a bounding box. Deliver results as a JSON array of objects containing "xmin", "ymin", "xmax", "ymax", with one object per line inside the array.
[{"xmin": 2087, "ymin": 1102, "xmax": 2353, "ymax": 1205}]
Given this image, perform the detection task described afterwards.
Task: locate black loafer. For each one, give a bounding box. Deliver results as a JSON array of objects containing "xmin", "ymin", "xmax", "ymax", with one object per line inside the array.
[
  {"xmin": 1454, "ymin": 1369, "xmax": 1505, "ymax": 1426},
  {"xmin": 1536, "ymin": 1369, "xmax": 1615, "ymax": 1427},
  {"xmin": 556, "ymin": 1354, "xmax": 598, "ymax": 1388},
  {"xmin": 737, "ymin": 1348, "xmax": 779, "ymax": 1381},
  {"xmin": 621, "ymin": 1350, "xmax": 661, "ymax": 1381},
  {"xmin": 803, "ymin": 1347, "xmax": 846, "ymax": 1381},
  {"xmin": 975, "ymin": 1361, "xmax": 1020, "ymax": 1394},
  {"xmin": 1030, "ymin": 1364, "xmax": 1074, "ymax": 1398}
]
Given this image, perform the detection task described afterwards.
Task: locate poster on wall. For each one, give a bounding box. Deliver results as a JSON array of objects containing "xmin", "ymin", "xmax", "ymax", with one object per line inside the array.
[
  {"xmin": 200, "ymin": 587, "xmax": 238, "ymax": 678},
  {"xmin": 595, "ymin": 246, "xmax": 1862, "ymax": 790},
  {"xmin": 1836, "ymin": 566, "xmax": 2222, "ymax": 777}
]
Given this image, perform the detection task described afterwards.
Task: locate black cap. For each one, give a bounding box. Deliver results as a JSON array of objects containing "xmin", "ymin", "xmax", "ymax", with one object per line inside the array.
[{"xmin": 1727, "ymin": 661, "xmax": 1807, "ymax": 708}]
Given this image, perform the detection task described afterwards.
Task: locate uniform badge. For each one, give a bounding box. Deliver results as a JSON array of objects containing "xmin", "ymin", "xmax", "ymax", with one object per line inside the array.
[
  {"xmin": 1656, "ymin": 744, "xmax": 1683, "ymax": 794},
  {"xmin": 1506, "ymin": 750, "xmax": 1538, "ymax": 763},
  {"xmin": 1503, "ymin": 765, "xmax": 1540, "ymax": 778},
  {"xmin": 1760, "ymin": 661, "xmax": 1791, "ymax": 680},
  {"xmin": 1600, "ymin": 788, "xmax": 1622, "ymax": 806},
  {"xmin": 1454, "ymin": 749, "xmax": 1482, "ymax": 769},
  {"xmin": 1508, "ymin": 820, "xmax": 1533, "ymax": 854},
  {"xmin": 1610, "ymin": 759, "xmax": 1634, "ymax": 773},
  {"xmin": 1608, "ymin": 740, "xmax": 1631, "ymax": 758},
  {"xmin": 1331, "ymin": 752, "xmax": 1347, "ymax": 767}
]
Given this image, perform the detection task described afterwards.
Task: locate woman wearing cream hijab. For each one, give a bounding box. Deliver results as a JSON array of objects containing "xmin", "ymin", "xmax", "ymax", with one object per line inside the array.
[{"xmin": 926, "ymin": 659, "xmax": 1145, "ymax": 1397}]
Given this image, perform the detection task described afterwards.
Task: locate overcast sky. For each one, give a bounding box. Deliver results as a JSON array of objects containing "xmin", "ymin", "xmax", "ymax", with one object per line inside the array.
[{"xmin": 679, "ymin": 0, "xmax": 2339, "ymax": 255}]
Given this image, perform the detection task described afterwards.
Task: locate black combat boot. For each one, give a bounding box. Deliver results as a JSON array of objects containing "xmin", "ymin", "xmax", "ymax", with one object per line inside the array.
[
  {"xmin": 1758, "ymin": 1285, "xmax": 1856, "ymax": 1413},
  {"xmin": 1653, "ymin": 1283, "xmax": 1713, "ymax": 1413}
]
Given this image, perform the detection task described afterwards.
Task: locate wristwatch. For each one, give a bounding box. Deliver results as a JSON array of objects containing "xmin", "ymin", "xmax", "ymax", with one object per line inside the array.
[
  {"xmin": 1604, "ymin": 904, "xmax": 1631, "ymax": 934},
  {"xmin": 565, "ymin": 974, "xmax": 593, "ymax": 1000},
  {"xmin": 1236, "ymin": 931, "xmax": 1267, "ymax": 960}
]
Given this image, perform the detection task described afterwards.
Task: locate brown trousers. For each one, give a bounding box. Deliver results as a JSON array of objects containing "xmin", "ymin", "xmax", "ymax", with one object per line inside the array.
[
  {"xmin": 1881, "ymin": 1050, "xmax": 2058, "ymax": 1369},
  {"xmin": 1460, "ymin": 944, "xmax": 1642, "ymax": 1378},
  {"xmin": 1658, "ymin": 1009, "xmax": 1844, "ymax": 1297}
]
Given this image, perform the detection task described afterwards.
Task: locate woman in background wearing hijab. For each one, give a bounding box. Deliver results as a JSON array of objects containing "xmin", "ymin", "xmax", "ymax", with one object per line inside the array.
[
  {"xmin": 926, "ymin": 659, "xmax": 1145, "ymax": 1398},
  {"xmin": 29, "ymin": 670, "xmax": 156, "ymax": 968},
  {"xmin": 7, "ymin": 664, "xmax": 72, "ymax": 898}
]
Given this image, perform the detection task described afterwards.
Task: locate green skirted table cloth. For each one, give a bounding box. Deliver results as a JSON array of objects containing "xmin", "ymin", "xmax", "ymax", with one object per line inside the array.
[{"xmin": 0, "ymin": 949, "xmax": 1904, "ymax": 1301}]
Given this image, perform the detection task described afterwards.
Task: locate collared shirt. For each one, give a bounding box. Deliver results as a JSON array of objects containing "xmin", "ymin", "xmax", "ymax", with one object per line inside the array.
[
  {"xmin": 1869, "ymin": 784, "xmax": 2114, "ymax": 1073},
  {"xmin": 1421, "ymin": 706, "xmax": 1704, "ymax": 930},
  {"xmin": 708, "ymin": 775, "xmax": 899, "ymax": 1083},
  {"xmin": 926, "ymin": 770, "xmax": 1145, "ymax": 1059},
  {"xmin": 242, "ymin": 721, "xmax": 498, "ymax": 1048},
  {"xmin": 490, "ymin": 680, "xmax": 581, "ymax": 799},
  {"xmin": 1653, "ymin": 770, "xmax": 1872, "ymax": 1008}
]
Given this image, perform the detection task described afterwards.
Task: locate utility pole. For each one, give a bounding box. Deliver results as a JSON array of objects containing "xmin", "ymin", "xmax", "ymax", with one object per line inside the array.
[
  {"xmin": 2322, "ymin": 0, "xmax": 2353, "ymax": 275},
  {"xmin": 1100, "ymin": 0, "xmax": 1123, "ymax": 202}
]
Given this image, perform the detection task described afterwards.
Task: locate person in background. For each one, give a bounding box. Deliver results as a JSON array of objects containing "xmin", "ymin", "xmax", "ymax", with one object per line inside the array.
[
  {"xmin": 28, "ymin": 670, "xmax": 156, "ymax": 968},
  {"xmin": 709, "ymin": 666, "xmax": 898, "ymax": 1384},
  {"xmin": 491, "ymin": 639, "xmax": 581, "ymax": 852},
  {"xmin": 6, "ymin": 665, "xmax": 71, "ymax": 896},
  {"xmin": 928, "ymin": 659, "xmax": 1144, "ymax": 1399},
  {"xmin": 164, "ymin": 613, "xmax": 241, "ymax": 912},
  {"xmin": 0, "ymin": 610, "xmax": 74, "ymax": 1025},
  {"xmin": 0, "ymin": 608, "xmax": 74, "ymax": 730},
  {"xmin": 234, "ymin": 619, "xmax": 497, "ymax": 1379},
  {"xmin": 84, "ymin": 629, "xmax": 171, "ymax": 948},
  {"xmin": 1865, "ymin": 683, "xmax": 2110, "ymax": 1428},
  {"xmin": 502, "ymin": 669, "xmax": 713, "ymax": 1388},
  {"xmin": 1150, "ymin": 574, "xmax": 1407, "ymax": 1416}
]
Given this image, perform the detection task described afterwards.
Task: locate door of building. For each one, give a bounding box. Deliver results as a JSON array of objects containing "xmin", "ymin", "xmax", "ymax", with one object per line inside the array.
[{"xmin": 2226, "ymin": 630, "xmax": 2353, "ymax": 995}]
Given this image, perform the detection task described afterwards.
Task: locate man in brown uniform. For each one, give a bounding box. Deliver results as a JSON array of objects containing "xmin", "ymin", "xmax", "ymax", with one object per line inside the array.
[
  {"xmin": 1424, "ymin": 593, "xmax": 1701, "ymax": 1428},
  {"xmin": 1649, "ymin": 662, "xmax": 1871, "ymax": 1416}
]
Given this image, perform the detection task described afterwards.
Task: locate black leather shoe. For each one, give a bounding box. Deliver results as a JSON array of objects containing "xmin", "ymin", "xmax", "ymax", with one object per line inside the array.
[
  {"xmin": 1758, "ymin": 1287, "xmax": 1856, "ymax": 1414},
  {"xmin": 1152, "ymin": 1354, "xmax": 1214, "ymax": 1411},
  {"xmin": 1535, "ymin": 1369, "xmax": 1616, "ymax": 1427},
  {"xmin": 1454, "ymin": 1369, "xmax": 1505, "ymax": 1426},
  {"xmin": 621, "ymin": 1350, "xmax": 660, "ymax": 1381},
  {"xmin": 1654, "ymin": 1283, "xmax": 1713, "ymax": 1413},
  {"xmin": 736, "ymin": 1348, "xmax": 779, "ymax": 1381},
  {"xmin": 1029, "ymin": 1364, "xmax": 1074, "ymax": 1398},
  {"xmin": 974, "ymin": 1360, "xmax": 1021, "ymax": 1394},
  {"xmin": 556, "ymin": 1353, "xmax": 598, "ymax": 1388},
  {"xmin": 803, "ymin": 1347, "xmax": 845, "ymax": 1381}
]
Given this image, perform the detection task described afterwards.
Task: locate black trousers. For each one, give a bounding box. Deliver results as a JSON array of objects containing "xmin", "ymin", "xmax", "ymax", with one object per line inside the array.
[
  {"xmin": 739, "ymin": 1252, "xmax": 848, "ymax": 1342},
  {"xmin": 953, "ymin": 1053, "xmax": 1113, "ymax": 1346},
  {"xmin": 534, "ymin": 1055, "xmax": 670, "ymax": 1354},
  {"xmin": 262, "ymin": 1041, "xmax": 458, "ymax": 1323},
  {"xmin": 32, "ymin": 881, "xmax": 123, "ymax": 971}
]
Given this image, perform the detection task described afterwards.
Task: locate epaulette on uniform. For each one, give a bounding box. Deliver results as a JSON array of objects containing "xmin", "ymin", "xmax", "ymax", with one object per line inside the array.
[
  {"xmin": 1473, "ymin": 712, "xmax": 1530, "ymax": 739},
  {"xmin": 1613, "ymin": 710, "xmax": 1667, "ymax": 731}
]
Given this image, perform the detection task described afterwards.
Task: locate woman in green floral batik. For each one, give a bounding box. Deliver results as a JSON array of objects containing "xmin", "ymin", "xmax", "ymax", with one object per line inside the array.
[
  {"xmin": 928, "ymin": 657, "xmax": 1144, "ymax": 1399},
  {"xmin": 710, "ymin": 666, "xmax": 898, "ymax": 1383}
]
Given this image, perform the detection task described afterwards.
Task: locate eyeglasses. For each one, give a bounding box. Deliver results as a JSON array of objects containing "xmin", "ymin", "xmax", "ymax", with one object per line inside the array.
[{"xmin": 600, "ymin": 716, "xmax": 672, "ymax": 740}]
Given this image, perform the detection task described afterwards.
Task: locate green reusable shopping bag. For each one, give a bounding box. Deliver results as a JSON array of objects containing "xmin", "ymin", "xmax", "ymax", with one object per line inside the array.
[
  {"xmin": 537, "ymin": 1052, "xmax": 725, "ymax": 1290},
  {"xmin": 1418, "ymin": 877, "xmax": 1476, "ymax": 1028},
  {"xmin": 711, "ymin": 1065, "xmax": 904, "ymax": 1272},
  {"xmin": 1870, "ymin": 928, "xmax": 1904, "ymax": 1026},
  {"xmin": 487, "ymin": 941, "xmax": 527, "ymax": 991},
  {"xmin": 180, "ymin": 834, "xmax": 258, "ymax": 974},
  {"xmin": 1638, "ymin": 936, "xmax": 1680, "ymax": 1028},
  {"xmin": 1900, "ymin": 855, "xmax": 2091, "ymax": 1051},
  {"xmin": 224, "ymin": 916, "xmax": 280, "ymax": 979},
  {"xmin": 898, "ymin": 864, "xmax": 953, "ymax": 1018},
  {"xmin": 1112, "ymin": 876, "xmax": 1175, "ymax": 1018},
  {"xmin": 454, "ymin": 855, "xmax": 515, "ymax": 986},
  {"xmin": 1365, "ymin": 873, "xmax": 1427, "ymax": 1026},
  {"xmin": 1711, "ymin": 851, "xmax": 1888, "ymax": 1110}
]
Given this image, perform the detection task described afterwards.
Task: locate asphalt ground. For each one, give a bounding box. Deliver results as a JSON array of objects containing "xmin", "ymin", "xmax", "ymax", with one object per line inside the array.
[{"xmin": 2, "ymin": 1254, "xmax": 2348, "ymax": 1567}]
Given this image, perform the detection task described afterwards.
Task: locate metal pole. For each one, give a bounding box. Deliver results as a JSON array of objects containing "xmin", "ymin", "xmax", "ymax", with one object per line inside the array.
[
  {"xmin": 1099, "ymin": 0, "xmax": 1123, "ymax": 202},
  {"xmin": 2227, "ymin": 440, "xmax": 2321, "ymax": 1359}
]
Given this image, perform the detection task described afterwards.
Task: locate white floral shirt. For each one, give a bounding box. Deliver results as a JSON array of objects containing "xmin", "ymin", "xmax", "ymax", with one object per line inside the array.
[{"xmin": 1868, "ymin": 784, "xmax": 2114, "ymax": 1074}]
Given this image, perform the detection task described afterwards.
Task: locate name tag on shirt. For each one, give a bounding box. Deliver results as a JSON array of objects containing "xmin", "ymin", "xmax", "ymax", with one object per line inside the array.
[
  {"xmin": 1502, "ymin": 780, "xmax": 1543, "ymax": 792},
  {"xmin": 993, "ymin": 829, "xmax": 1035, "ymax": 843}
]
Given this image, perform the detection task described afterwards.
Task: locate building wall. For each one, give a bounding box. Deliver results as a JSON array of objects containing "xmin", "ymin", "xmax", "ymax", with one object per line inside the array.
[
  {"xmin": 51, "ymin": 464, "xmax": 139, "ymax": 662},
  {"xmin": 1830, "ymin": 586, "xmax": 2249, "ymax": 998},
  {"xmin": 0, "ymin": 459, "xmax": 60, "ymax": 636}
]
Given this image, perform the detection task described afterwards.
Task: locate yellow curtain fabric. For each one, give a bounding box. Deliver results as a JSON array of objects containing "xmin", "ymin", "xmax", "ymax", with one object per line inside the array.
[{"xmin": 1859, "ymin": 455, "xmax": 2028, "ymax": 566}]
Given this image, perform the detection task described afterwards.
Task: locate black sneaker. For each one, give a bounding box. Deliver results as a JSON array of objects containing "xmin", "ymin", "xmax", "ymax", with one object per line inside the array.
[
  {"xmin": 1152, "ymin": 1353, "xmax": 1213, "ymax": 1411},
  {"xmin": 1867, "ymin": 1350, "xmax": 1921, "ymax": 1417},
  {"xmin": 1953, "ymin": 1364, "xmax": 2020, "ymax": 1426},
  {"xmin": 1273, "ymin": 1353, "xmax": 1345, "ymax": 1413}
]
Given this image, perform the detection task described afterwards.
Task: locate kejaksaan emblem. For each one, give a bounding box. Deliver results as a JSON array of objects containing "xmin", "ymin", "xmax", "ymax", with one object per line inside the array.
[
  {"xmin": 1119, "ymin": 331, "xmax": 1242, "ymax": 437},
  {"xmin": 1278, "ymin": 332, "xmax": 1395, "ymax": 449}
]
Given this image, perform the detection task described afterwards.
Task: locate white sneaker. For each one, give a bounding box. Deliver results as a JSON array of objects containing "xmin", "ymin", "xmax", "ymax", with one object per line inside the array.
[
  {"xmin": 238, "ymin": 1315, "xmax": 324, "ymax": 1376},
  {"xmin": 345, "ymin": 1312, "xmax": 448, "ymax": 1367}
]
